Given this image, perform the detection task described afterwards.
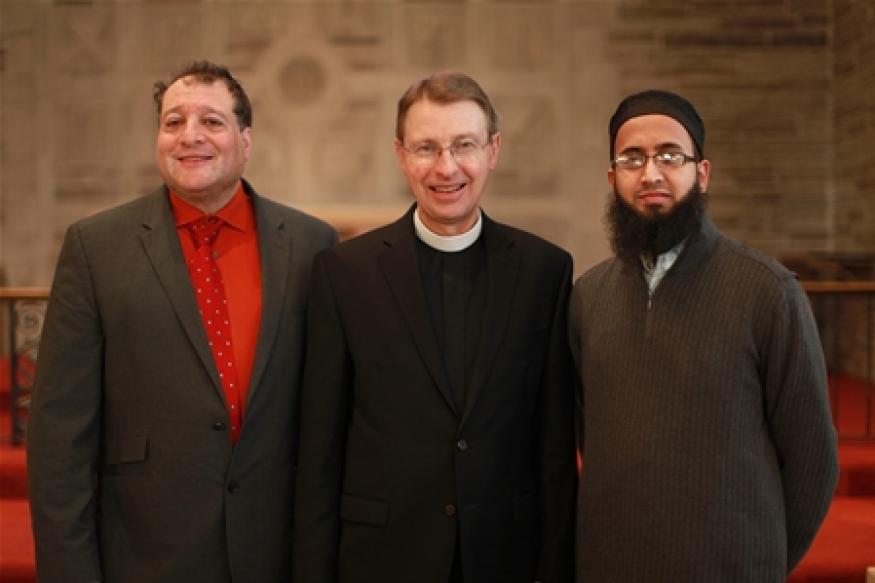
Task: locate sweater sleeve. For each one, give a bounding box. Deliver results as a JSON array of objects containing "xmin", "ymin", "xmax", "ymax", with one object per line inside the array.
[{"xmin": 762, "ymin": 280, "xmax": 839, "ymax": 571}]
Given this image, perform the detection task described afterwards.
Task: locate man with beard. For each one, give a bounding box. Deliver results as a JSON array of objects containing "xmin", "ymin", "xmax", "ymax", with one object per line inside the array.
[{"xmin": 569, "ymin": 89, "xmax": 838, "ymax": 582}]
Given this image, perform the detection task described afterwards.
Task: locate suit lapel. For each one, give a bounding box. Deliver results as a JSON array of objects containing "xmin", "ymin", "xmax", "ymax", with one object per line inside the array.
[
  {"xmin": 139, "ymin": 188, "xmax": 224, "ymax": 397},
  {"xmin": 462, "ymin": 217, "xmax": 518, "ymax": 424},
  {"xmin": 246, "ymin": 189, "xmax": 289, "ymax": 403},
  {"xmin": 379, "ymin": 209, "xmax": 459, "ymax": 416}
]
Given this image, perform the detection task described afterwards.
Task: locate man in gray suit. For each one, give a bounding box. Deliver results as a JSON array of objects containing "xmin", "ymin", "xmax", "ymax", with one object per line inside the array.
[{"xmin": 27, "ymin": 61, "xmax": 336, "ymax": 583}]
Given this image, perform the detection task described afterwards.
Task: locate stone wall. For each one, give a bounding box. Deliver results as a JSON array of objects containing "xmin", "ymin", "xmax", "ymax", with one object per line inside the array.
[
  {"xmin": 606, "ymin": 0, "xmax": 835, "ymax": 254},
  {"xmin": 829, "ymin": 0, "xmax": 875, "ymax": 381},
  {"xmin": 834, "ymin": 0, "xmax": 875, "ymax": 253},
  {"xmin": 0, "ymin": 0, "xmax": 870, "ymax": 287}
]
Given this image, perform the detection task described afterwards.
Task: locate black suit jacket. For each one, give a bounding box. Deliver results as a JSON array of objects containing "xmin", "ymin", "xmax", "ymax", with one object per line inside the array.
[
  {"xmin": 293, "ymin": 206, "xmax": 577, "ymax": 583},
  {"xmin": 27, "ymin": 182, "xmax": 337, "ymax": 583}
]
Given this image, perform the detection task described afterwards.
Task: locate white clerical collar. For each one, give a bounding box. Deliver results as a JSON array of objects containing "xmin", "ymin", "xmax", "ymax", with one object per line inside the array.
[{"xmin": 414, "ymin": 208, "xmax": 483, "ymax": 253}]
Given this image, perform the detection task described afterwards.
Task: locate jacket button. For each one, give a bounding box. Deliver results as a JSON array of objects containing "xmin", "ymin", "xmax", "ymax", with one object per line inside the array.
[
  {"xmin": 213, "ymin": 421, "xmax": 227, "ymax": 431},
  {"xmin": 456, "ymin": 439, "xmax": 468, "ymax": 451},
  {"xmin": 445, "ymin": 504, "xmax": 456, "ymax": 517}
]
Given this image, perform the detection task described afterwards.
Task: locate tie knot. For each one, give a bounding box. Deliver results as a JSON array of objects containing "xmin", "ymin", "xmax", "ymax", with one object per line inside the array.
[{"xmin": 189, "ymin": 216, "xmax": 224, "ymax": 248}]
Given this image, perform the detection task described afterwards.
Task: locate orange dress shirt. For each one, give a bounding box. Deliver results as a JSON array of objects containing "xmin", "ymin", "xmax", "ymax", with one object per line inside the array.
[{"xmin": 170, "ymin": 184, "xmax": 263, "ymax": 422}]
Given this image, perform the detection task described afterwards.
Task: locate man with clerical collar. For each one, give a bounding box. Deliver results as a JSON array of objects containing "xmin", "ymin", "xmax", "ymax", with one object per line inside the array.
[
  {"xmin": 293, "ymin": 71, "xmax": 577, "ymax": 583},
  {"xmin": 27, "ymin": 61, "xmax": 336, "ymax": 583},
  {"xmin": 569, "ymin": 89, "xmax": 839, "ymax": 582}
]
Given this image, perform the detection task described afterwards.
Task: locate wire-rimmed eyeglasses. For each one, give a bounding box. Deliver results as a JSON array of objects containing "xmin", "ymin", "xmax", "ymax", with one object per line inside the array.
[
  {"xmin": 400, "ymin": 138, "xmax": 492, "ymax": 165},
  {"xmin": 613, "ymin": 151, "xmax": 698, "ymax": 170}
]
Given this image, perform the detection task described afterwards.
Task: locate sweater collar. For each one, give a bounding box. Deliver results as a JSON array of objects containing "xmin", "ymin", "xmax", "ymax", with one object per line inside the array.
[{"xmin": 669, "ymin": 215, "xmax": 720, "ymax": 274}]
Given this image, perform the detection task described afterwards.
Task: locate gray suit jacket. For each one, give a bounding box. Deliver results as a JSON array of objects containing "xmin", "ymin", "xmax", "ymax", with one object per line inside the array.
[{"xmin": 27, "ymin": 182, "xmax": 336, "ymax": 583}]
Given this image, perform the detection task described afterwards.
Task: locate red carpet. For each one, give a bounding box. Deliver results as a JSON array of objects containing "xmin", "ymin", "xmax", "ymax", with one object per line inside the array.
[
  {"xmin": 788, "ymin": 440, "xmax": 875, "ymax": 583},
  {"xmin": 789, "ymin": 498, "xmax": 875, "ymax": 582},
  {"xmin": 831, "ymin": 375, "xmax": 875, "ymax": 440},
  {"xmin": 1, "ymin": 366, "xmax": 873, "ymax": 581},
  {"xmin": 1, "ymin": 356, "xmax": 35, "ymax": 583},
  {"xmin": 788, "ymin": 376, "xmax": 875, "ymax": 582}
]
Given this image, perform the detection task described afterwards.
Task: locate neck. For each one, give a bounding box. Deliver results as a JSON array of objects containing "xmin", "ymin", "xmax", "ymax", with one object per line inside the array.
[{"xmin": 174, "ymin": 181, "xmax": 241, "ymax": 214}]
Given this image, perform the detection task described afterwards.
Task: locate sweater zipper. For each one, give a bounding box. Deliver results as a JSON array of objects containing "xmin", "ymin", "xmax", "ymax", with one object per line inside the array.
[{"xmin": 645, "ymin": 281, "xmax": 654, "ymax": 337}]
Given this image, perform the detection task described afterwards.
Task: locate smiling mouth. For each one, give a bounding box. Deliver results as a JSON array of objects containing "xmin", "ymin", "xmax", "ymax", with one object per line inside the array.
[
  {"xmin": 177, "ymin": 155, "xmax": 213, "ymax": 162},
  {"xmin": 430, "ymin": 184, "xmax": 466, "ymax": 194}
]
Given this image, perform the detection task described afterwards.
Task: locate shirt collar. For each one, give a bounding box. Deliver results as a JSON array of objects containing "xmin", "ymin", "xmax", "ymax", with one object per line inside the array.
[
  {"xmin": 642, "ymin": 239, "xmax": 686, "ymax": 272},
  {"xmin": 413, "ymin": 208, "xmax": 482, "ymax": 253},
  {"xmin": 169, "ymin": 182, "xmax": 254, "ymax": 234},
  {"xmin": 641, "ymin": 239, "xmax": 686, "ymax": 294}
]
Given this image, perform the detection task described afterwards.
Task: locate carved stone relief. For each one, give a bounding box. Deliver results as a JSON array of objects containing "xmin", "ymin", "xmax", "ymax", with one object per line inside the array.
[{"xmin": 490, "ymin": 95, "xmax": 559, "ymax": 199}]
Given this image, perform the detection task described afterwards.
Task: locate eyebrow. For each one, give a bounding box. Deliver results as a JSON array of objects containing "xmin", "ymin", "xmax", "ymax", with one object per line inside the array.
[
  {"xmin": 620, "ymin": 142, "xmax": 686, "ymax": 153},
  {"xmin": 410, "ymin": 131, "xmax": 485, "ymax": 142},
  {"xmin": 161, "ymin": 106, "xmax": 229, "ymax": 119}
]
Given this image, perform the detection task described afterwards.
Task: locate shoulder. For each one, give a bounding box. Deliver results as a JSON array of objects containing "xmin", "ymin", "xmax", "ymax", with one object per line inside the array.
[
  {"xmin": 570, "ymin": 258, "xmax": 627, "ymax": 318},
  {"xmin": 712, "ymin": 233, "xmax": 800, "ymax": 292},
  {"xmin": 72, "ymin": 190, "xmax": 162, "ymax": 235},
  {"xmin": 322, "ymin": 215, "xmax": 409, "ymax": 260},
  {"xmin": 249, "ymin": 191, "xmax": 336, "ymax": 242},
  {"xmin": 488, "ymin": 217, "xmax": 572, "ymax": 265},
  {"xmin": 254, "ymin": 196, "xmax": 332, "ymax": 234},
  {"xmin": 573, "ymin": 256, "xmax": 623, "ymax": 294},
  {"xmin": 568, "ymin": 257, "xmax": 626, "ymax": 327}
]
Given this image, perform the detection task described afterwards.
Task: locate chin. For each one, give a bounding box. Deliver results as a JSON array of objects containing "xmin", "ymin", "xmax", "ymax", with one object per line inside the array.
[{"xmin": 639, "ymin": 205, "xmax": 672, "ymax": 219}]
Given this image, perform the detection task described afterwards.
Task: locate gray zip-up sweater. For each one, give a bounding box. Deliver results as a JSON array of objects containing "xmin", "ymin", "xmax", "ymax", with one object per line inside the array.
[{"xmin": 569, "ymin": 217, "xmax": 838, "ymax": 583}]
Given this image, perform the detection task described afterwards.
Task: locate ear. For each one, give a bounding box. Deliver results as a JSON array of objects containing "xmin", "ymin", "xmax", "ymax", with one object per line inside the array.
[
  {"xmin": 696, "ymin": 158, "xmax": 711, "ymax": 192},
  {"xmin": 393, "ymin": 138, "xmax": 407, "ymax": 170},
  {"xmin": 487, "ymin": 132, "xmax": 502, "ymax": 170},
  {"xmin": 240, "ymin": 127, "xmax": 253, "ymax": 161},
  {"xmin": 608, "ymin": 165, "xmax": 616, "ymax": 190}
]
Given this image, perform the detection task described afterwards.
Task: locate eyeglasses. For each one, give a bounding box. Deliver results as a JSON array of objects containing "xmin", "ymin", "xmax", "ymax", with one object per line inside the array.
[
  {"xmin": 401, "ymin": 138, "xmax": 491, "ymax": 165},
  {"xmin": 613, "ymin": 151, "xmax": 697, "ymax": 170}
]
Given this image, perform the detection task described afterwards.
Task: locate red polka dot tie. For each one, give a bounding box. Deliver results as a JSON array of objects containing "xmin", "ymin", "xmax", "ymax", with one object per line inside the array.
[{"xmin": 188, "ymin": 216, "xmax": 242, "ymax": 445}]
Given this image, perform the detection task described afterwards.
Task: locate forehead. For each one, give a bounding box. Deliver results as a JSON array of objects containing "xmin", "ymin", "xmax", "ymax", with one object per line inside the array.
[
  {"xmin": 161, "ymin": 77, "xmax": 234, "ymax": 115},
  {"xmin": 403, "ymin": 98, "xmax": 488, "ymax": 142},
  {"xmin": 614, "ymin": 114, "xmax": 693, "ymax": 152}
]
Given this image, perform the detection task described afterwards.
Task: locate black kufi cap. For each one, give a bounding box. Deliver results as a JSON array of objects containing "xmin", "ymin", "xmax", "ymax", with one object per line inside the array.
[{"xmin": 609, "ymin": 89, "xmax": 704, "ymax": 159}]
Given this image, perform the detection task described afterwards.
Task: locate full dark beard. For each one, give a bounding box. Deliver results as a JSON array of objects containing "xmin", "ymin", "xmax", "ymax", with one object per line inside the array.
[{"xmin": 606, "ymin": 183, "xmax": 707, "ymax": 264}]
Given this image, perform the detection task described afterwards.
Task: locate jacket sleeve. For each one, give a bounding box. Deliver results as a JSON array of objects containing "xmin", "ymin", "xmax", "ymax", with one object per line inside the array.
[
  {"xmin": 763, "ymin": 280, "xmax": 839, "ymax": 571},
  {"xmin": 293, "ymin": 249, "xmax": 352, "ymax": 583},
  {"xmin": 535, "ymin": 254, "xmax": 578, "ymax": 583},
  {"xmin": 27, "ymin": 223, "xmax": 104, "ymax": 583}
]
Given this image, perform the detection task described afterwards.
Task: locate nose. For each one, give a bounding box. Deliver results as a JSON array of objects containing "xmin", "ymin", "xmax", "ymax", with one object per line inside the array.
[
  {"xmin": 640, "ymin": 156, "xmax": 664, "ymax": 185},
  {"xmin": 180, "ymin": 119, "xmax": 204, "ymax": 145},
  {"xmin": 432, "ymin": 148, "xmax": 460, "ymax": 176}
]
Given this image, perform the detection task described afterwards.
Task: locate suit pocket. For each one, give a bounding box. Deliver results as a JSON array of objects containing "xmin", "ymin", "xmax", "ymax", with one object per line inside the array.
[
  {"xmin": 513, "ymin": 491, "xmax": 538, "ymax": 522},
  {"xmin": 340, "ymin": 493, "xmax": 389, "ymax": 527},
  {"xmin": 104, "ymin": 435, "xmax": 149, "ymax": 475}
]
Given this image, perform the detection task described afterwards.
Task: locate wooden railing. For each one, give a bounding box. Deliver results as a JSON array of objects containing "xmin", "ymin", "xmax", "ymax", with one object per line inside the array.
[
  {"xmin": 1, "ymin": 288, "xmax": 49, "ymax": 445},
  {"xmin": 2, "ymin": 283, "xmax": 873, "ymax": 443},
  {"xmin": 802, "ymin": 281, "xmax": 875, "ymax": 441}
]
